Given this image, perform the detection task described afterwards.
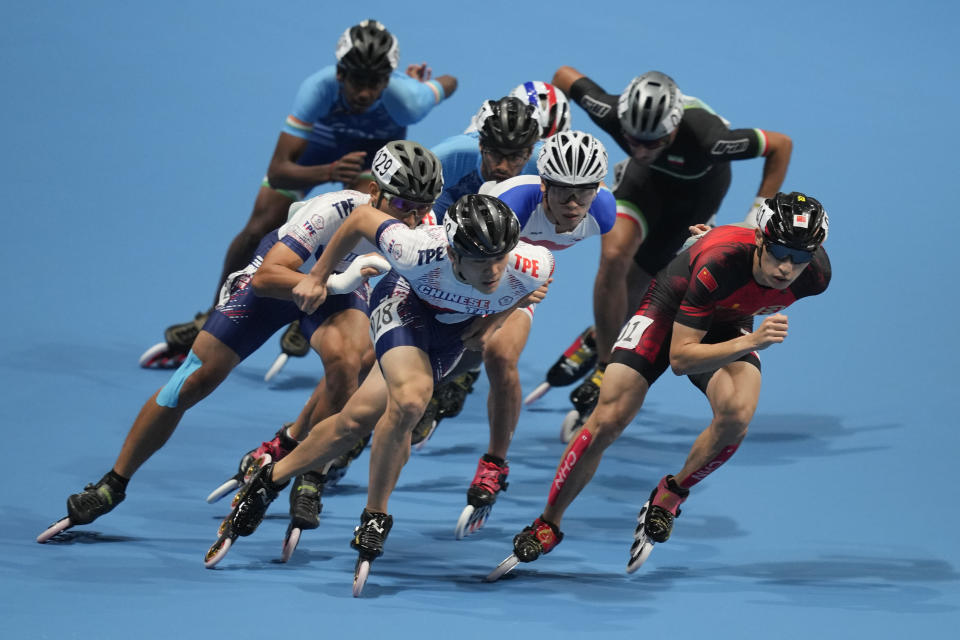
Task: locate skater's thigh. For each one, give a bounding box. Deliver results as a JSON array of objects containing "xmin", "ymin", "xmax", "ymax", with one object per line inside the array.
[
  {"xmin": 592, "ymin": 363, "xmax": 650, "ymax": 436},
  {"xmin": 308, "ymin": 307, "xmax": 373, "ymax": 368},
  {"xmin": 379, "ymin": 346, "xmax": 435, "ymax": 411},
  {"xmin": 190, "ymin": 331, "xmax": 242, "ymax": 381}
]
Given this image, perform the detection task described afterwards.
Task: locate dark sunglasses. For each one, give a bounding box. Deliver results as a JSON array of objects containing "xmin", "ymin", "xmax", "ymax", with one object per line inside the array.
[
  {"xmin": 388, "ymin": 194, "xmax": 434, "ymax": 214},
  {"xmin": 344, "ymin": 73, "xmax": 389, "ymax": 89},
  {"xmin": 765, "ymin": 242, "xmax": 813, "ymax": 264},
  {"xmin": 481, "ymin": 147, "xmax": 530, "ymax": 166},
  {"xmin": 623, "ymin": 132, "xmax": 671, "ymax": 150},
  {"xmin": 546, "ymin": 181, "xmax": 599, "ymax": 205}
]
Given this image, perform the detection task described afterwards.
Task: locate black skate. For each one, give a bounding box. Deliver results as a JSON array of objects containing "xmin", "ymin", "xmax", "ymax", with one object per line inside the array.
[
  {"xmin": 206, "ymin": 424, "xmax": 298, "ymax": 503},
  {"xmin": 280, "ymin": 470, "xmax": 325, "ymax": 563},
  {"xmin": 204, "ymin": 463, "xmax": 287, "ymax": 568},
  {"xmin": 486, "ymin": 516, "xmax": 563, "ymax": 582},
  {"xmin": 410, "ymin": 396, "xmax": 440, "ymax": 451},
  {"xmin": 37, "ymin": 473, "xmax": 126, "ymax": 543},
  {"xmin": 524, "ymin": 326, "xmax": 597, "ymax": 405},
  {"xmin": 326, "ymin": 434, "xmax": 370, "ymax": 488},
  {"xmin": 412, "ymin": 369, "xmax": 480, "ymax": 451},
  {"xmin": 627, "ymin": 476, "xmax": 688, "ymax": 573},
  {"xmin": 351, "ymin": 509, "xmax": 393, "ymax": 597},
  {"xmin": 560, "ymin": 364, "xmax": 605, "ymax": 443},
  {"xmin": 139, "ymin": 311, "xmax": 209, "ymax": 369},
  {"xmin": 264, "ymin": 320, "xmax": 311, "ymax": 382},
  {"xmin": 455, "ymin": 456, "xmax": 508, "ymax": 539}
]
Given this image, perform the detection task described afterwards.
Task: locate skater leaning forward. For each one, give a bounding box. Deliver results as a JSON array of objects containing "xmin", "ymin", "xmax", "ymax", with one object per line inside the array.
[
  {"xmin": 37, "ymin": 140, "xmax": 443, "ymax": 544},
  {"xmin": 490, "ymin": 192, "xmax": 831, "ymax": 580},
  {"xmin": 213, "ymin": 193, "xmax": 553, "ymax": 594}
]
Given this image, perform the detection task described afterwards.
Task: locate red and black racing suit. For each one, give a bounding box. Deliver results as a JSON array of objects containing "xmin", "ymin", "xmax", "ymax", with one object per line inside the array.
[{"xmin": 609, "ymin": 225, "xmax": 831, "ymax": 391}]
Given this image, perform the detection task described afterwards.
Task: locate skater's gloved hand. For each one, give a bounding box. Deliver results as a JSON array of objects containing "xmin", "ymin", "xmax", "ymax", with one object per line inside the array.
[
  {"xmin": 293, "ymin": 273, "xmax": 328, "ymax": 315},
  {"xmin": 357, "ymin": 253, "xmax": 390, "ymax": 278}
]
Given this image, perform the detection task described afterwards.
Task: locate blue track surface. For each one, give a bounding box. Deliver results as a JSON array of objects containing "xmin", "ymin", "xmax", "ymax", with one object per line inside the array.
[{"xmin": 2, "ymin": 2, "xmax": 958, "ymax": 638}]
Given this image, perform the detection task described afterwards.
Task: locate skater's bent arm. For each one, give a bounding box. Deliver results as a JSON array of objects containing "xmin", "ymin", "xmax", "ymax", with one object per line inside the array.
[
  {"xmin": 669, "ymin": 322, "xmax": 760, "ymax": 376},
  {"xmin": 461, "ymin": 278, "xmax": 552, "ymax": 350},
  {"xmin": 251, "ymin": 243, "xmax": 307, "ymax": 300},
  {"xmin": 293, "ymin": 206, "xmax": 384, "ymax": 314},
  {"xmin": 755, "ymin": 130, "xmax": 792, "ymax": 198},
  {"xmin": 307, "ymin": 205, "xmax": 388, "ymax": 283},
  {"xmin": 265, "ymin": 132, "xmax": 340, "ymax": 190}
]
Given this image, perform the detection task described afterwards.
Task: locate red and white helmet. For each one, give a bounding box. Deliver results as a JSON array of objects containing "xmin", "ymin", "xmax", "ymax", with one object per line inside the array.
[{"xmin": 510, "ymin": 81, "xmax": 572, "ymax": 139}]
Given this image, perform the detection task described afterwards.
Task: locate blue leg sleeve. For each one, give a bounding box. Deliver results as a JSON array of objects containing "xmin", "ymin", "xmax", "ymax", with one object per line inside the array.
[{"xmin": 156, "ymin": 350, "xmax": 203, "ymax": 408}]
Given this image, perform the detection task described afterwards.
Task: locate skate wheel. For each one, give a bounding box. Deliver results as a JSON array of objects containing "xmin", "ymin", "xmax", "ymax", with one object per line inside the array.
[
  {"xmin": 560, "ymin": 409, "xmax": 581, "ymax": 443},
  {"xmin": 627, "ymin": 501, "xmax": 655, "ymax": 574},
  {"xmin": 412, "ymin": 420, "xmax": 438, "ymax": 452},
  {"xmin": 485, "ymin": 554, "xmax": 519, "ymax": 582},
  {"xmin": 204, "ymin": 536, "xmax": 233, "ymax": 569},
  {"xmin": 240, "ymin": 454, "xmax": 272, "ymax": 485},
  {"xmin": 36, "ymin": 517, "xmax": 73, "ymax": 544},
  {"xmin": 353, "ymin": 559, "xmax": 371, "ymax": 597},
  {"xmin": 626, "ymin": 540, "xmax": 654, "ymax": 574},
  {"xmin": 523, "ymin": 381, "xmax": 551, "ymax": 406},
  {"xmin": 205, "ymin": 477, "xmax": 240, "ymax": 504},
  {"xmin": 454, "ymin": 505, "xmax": 475, "ymax": 540},
  {"xmin": 264, "ymin": 353, "xmax": 288, "ymax": 382},
  {"xmin": 281, "ymin": 526, "xmax": 301, "ymax": 563},
  {"xmin": 470, "ymin": 508, "xmax": 489, "ymax": 535}
]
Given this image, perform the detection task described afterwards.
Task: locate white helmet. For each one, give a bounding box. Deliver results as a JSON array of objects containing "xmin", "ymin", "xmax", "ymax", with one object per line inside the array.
[
  {"xmin": 510, "ymin": 81, "xmax": 571, "ymax": 139},
  {"xmin": 617, "ymin": 71, "xmax": 683, "ymax": 140},
  {"xmin": 537, "ymin": 131, "xmax": 608, "ymax": 185}
]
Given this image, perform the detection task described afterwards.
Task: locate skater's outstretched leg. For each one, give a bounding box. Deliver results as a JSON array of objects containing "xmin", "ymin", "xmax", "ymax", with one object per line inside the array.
[{"xmin": 118, "ymin": 332, "xmax": 240, "ymax": 478}]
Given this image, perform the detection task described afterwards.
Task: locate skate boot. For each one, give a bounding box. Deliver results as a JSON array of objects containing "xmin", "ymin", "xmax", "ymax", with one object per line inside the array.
[
  {"xmin": 264, "ymin": 320, "xmax": 310, "ymax": 381},
  {"xmin": 486, "ymin": 515, "xmax": 563, "ymax": 581},
  {"xmin": 38, "ymin": 472, "xmax": 127, "ymax": 543},
  {"xmin": 206, "ymin": 424, "xmax": 299, "ymax": 503},
  {"xmin": 413, "ymin": 368, "xmax": 480, "ymax": 451},
  {"xmin": 280, "ymin": 470, "xmax": 325, "ymax": 562},
  {"xmin": 437, "ymin": 368, "xmax": 480, "ymax": 419},
  {"xmin": 455, "ymin": 455, "xmax": 509, "ymax": 539},
  {"xmin": 139, "ymin": 310, "xmax": 210, "ymax": 369},
  {"xmin": 350, "ymin": 509, "xmax": 394, "ymax": 597},
  {"xmin": 410, "ymin": 396, "xmax": 440, "ymax": 450},
  {"xmin": 204, "ymin": 462, "xmax": 288, "ymax": 568},
  {"xmin": 560, "ymin": 364, "xmax": 605, "ymax": 443},
  {"xmin": 627, "ymin": 475, "xmax": 689, "ymax": 573},
  {"xmin": 524, "ymin": 326, "xmax": 597, "ymax": 405},
  {"xmin": 326, "ymin": 434, "xmax": 370, "ymax": 488}
]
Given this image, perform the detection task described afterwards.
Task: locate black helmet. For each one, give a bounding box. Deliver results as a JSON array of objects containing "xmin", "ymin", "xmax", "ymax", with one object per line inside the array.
[
  {"xmin": 476, "ymin": 97, "xmax": 540, "ymax": 151},
  {"xmin": 335, "ymin": 20, "xmax": 399, "ymax": 76},
  {"xmin": 371, "ymin": 140, "xmax": 444, "ymax": 203},
  {"xmin": 444, "ymin": 194, "xmax": 521, "ymax": 258},
  {"xmin": 757, "ymin": 192, "xmax": 829, "ymax": 251}
]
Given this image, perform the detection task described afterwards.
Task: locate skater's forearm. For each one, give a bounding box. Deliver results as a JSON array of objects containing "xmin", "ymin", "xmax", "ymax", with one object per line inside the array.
[
  {"xmin": 251, "ymin": 244, "xmax": 306, "ymax": 300},
  {"xmin": 308, "ymin": 205, "xmax": 385, "ymax": 283}
]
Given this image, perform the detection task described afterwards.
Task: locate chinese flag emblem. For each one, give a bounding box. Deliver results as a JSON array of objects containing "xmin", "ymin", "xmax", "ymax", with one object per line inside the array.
[{"xmin": 696, "ymin": 267, "xmax": 718, "ymax": 292}]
